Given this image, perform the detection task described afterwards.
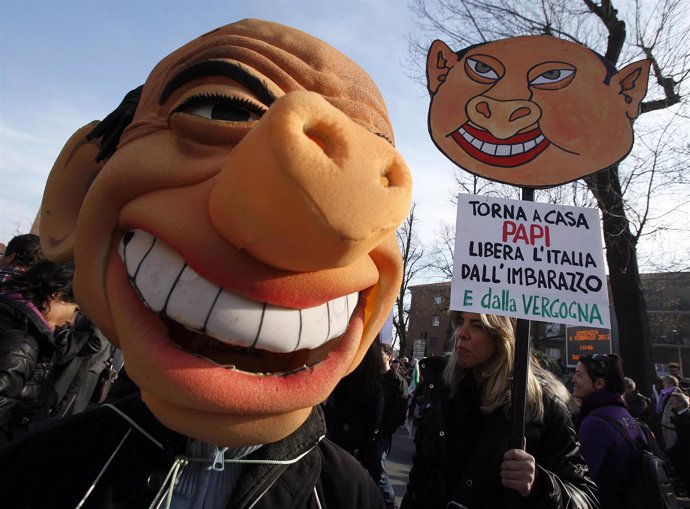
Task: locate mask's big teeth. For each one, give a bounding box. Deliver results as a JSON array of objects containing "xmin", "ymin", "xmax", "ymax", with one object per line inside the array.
[{"xmin": 119, "ymin": 229, "xmax": 359, "ymax": 354}]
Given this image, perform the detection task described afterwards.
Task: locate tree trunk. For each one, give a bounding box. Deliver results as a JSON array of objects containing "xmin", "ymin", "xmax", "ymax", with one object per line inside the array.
[
  {"xmin": 396, "ymin": 293, "xmax": 409, "ymax": 356},
  {"xmin": 586, "ymin": 165, "xmax": 656, "ymax": 393}
]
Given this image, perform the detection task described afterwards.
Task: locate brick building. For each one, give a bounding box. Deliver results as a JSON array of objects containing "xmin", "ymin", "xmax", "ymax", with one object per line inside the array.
[
  {"xmin": 405, "ymin": 272, "xmax": 690, "ymax": 377},
  {"xmin": 406, "ymin": 282, "xmax": 455, "ymax": 358}
]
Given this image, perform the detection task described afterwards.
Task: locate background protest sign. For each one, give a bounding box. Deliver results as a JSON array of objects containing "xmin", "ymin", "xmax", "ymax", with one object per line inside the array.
[{"xmin": 450, "ymin": 194, "xmax": 610, "ymax": 328}]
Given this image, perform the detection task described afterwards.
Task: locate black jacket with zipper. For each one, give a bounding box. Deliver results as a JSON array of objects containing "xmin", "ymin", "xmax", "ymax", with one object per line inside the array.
[
  {"xmin": 0, "ymin": 294, "xmax": 57, "ymax": 443},
  {"xmin": 401, "ymin": 356, "xmax": 599, "ymax": 509},
  {"xmin": 0, "ymin": 394, "xmax": 385, "ymax": 508}
]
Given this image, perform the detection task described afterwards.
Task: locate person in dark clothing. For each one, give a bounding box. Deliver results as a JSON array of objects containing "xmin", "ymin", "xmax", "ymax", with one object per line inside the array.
[
  {"xmin": 668, "ymin": 392, "xmax": 690, "ymax": 494},
  {"xmin": 623, "ymin": 376, "xmax": 654, "ymax": 427},
  {"xmin": 0, "ymin": 233, "xmax": 43, "ymax": 282},
  {"xmin": 0, "ymin": 260, "xmax": 77, "ymax": 443},
  {"xmin": 52, "ymin": 312, "xmax": 118, "ymax": 416},
  {"xmin": 409, "ymin": 355, "xmax": 447, "ymax": 427},
  {"xmin": 325, "ymin": 337, "xmax": 385, "ymax": 457},
  {"xmin": 325, "ymin": 337, "xmax": 408, "ymax": 508},
  {"xmin": 573, "ymin": 354, "xmax": 642, "ymax": 509},
  {"xmin": 0, "ymin": 394, "xmax": 384, "ymax": 509},
  {"xmin": 401, "ymin": 312, "xmax": 598, "ymax": 509},
  {"xmin": 375, "ymin": 343, "xmax": 409, "ymax": 508}
]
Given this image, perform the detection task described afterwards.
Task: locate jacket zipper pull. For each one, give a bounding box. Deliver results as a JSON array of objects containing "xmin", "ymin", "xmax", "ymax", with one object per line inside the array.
[{"xmin": 211, "ymin": 446, "xmax": 228, "ymax": 471}]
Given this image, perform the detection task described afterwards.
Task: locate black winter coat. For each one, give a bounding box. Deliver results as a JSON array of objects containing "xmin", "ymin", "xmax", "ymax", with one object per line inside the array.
[
  {"xmin": 402, "ymin": 357, "xmax": 599, "ymax": 509},
  {"xmin": 0, "ymin": 394, "xmax": 385, "ymax": 509},
  {"xmin": 52, "ymin": 313, "xmax": 114, "ymax": 416},
  {"xmin": 380, "ymin": 368, "xmax": 409, "ymax": 438},
  {"xmin": 0, "ymin": 294, "xmax": 57, "ymax": 443}
]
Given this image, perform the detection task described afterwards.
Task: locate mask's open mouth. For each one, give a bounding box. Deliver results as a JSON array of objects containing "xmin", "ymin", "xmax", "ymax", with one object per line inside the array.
[
  {"xmin": 450, "ymin": 123, "xmax": 550, "ymax": 167},
  {"xmin": 164, "ymin": 319, "xmax": 339, "ymax": 374},
  {"xmin": 119, "ymin": 229, "xmax": 359, "ymax": 375}
]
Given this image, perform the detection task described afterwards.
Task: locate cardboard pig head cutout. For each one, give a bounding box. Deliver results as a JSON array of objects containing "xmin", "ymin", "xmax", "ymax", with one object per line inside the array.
[
  {"xmin": 427, "ymin": 36, "xmax": 650, "ymax": 187},
  {"xmin": 39, "ymin": 19, "xmax": 412, "ymax": 446}
]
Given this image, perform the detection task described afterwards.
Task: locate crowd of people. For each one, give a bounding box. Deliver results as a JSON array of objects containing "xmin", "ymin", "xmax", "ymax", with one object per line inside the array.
[
  {"xmin": 1, "ymin": 231, "xmax": 689, "ymax": 508},
  {"xmin": 0, "ymin": 234, "xmax": 117, "ymax": 444},
  {"xmin": 401, "ymin": 317, "xmax": 690, "ymax": 509}
]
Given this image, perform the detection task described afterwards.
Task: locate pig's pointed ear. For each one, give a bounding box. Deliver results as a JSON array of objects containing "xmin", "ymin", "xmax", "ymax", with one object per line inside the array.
[
  {"xmin": 427, "ymin": 40, "xmax": 459, "ymax": 94},
  {"xmin": 40, "ymin": 122, "xmax": 105, "ymax": 262},
  {"xmin": 613, "ymin": 59, "xmax": 651, "ymax": 120}
]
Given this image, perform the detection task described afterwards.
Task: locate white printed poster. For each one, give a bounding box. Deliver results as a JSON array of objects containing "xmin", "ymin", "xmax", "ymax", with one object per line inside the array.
[{"xmin": 450, "ymin": 194, "xmax": 610, "ymax": 328}]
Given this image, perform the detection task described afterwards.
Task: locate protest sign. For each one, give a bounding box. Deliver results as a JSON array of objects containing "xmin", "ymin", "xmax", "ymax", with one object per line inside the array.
[{"xmin": 450, "ymin": 194, "xmax": 610, "ymax": 328}]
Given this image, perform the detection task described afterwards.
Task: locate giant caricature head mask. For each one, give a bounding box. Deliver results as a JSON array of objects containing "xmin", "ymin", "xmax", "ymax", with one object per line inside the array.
[
  {"xmin": 427, "ymin": 36, "xmax": 650, "ymax": 187},
  {"xmin": 39, "ymin": 19, "xmax": 412, "ymax": 446}
]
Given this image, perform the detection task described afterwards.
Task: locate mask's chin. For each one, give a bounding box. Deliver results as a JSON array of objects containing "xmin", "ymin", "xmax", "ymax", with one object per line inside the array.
[{"xmin": 165, "ymin": 317, "xmax": 340, "ymax": 376}]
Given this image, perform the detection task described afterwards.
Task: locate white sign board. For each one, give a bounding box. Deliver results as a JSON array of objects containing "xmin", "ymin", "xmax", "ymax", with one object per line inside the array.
[
  {"xmin": 451, "ymin": 194, "xmax": 610, "ymax": 328},
  {"xmin": 413, "ymin": 339, "xmax": 426, "ymax": 360},
  {"xmin": 380, "ymin": 309, "xmax": 394, "ymax": 345}
]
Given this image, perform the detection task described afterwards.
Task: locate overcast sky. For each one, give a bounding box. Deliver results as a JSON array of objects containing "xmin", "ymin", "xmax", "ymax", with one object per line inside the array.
[{"xmin": 0, "ymin": 0, "xmax": 459, "ymax": 248}]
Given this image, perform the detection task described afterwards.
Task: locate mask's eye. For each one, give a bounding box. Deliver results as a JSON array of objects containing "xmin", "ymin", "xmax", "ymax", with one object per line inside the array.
[
  {"xmin": 530, "ymin": 69, "xmax": 575, "ymax": 88},
  {"xmin": 174, "ymin": 94, "xmax": 266, "ymax": 122},
  {"xmin": 466, "ymin": 58, "xmax": 500, "ymax": 82}
]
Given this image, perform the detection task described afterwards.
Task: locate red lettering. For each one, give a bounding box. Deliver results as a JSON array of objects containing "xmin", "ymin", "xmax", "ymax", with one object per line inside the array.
[
  {"xmin": 513, "ymin": 224, "xmax": 529, "ymax": 244},
  {"xmin": 529, "ymin": 224, "xmax": 551, "ymax": 247},
  {"xmin": 502, "ymin": 221, "xmax": 517, "ymax": 242},
  {"xmin": 502, "ymin": 220, "xmax": 533, "ymax": 245}
]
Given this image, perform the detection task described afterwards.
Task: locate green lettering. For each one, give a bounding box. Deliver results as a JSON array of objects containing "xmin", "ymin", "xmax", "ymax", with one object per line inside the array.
[{"xmin": 589, "ymin": 304, "xmax": 603, "ymax": 325}]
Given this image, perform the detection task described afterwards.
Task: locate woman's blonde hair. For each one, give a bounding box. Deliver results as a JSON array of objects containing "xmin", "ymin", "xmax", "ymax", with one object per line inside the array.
[{"xmin": 444, "ymin": 311, "xmax": 548, "ymax": 423}]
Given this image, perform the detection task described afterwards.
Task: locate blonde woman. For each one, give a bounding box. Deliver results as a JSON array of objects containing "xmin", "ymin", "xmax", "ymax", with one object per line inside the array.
[{"xmin": 401, "ymin": 312, "xmax": 598, "ymax": 509}]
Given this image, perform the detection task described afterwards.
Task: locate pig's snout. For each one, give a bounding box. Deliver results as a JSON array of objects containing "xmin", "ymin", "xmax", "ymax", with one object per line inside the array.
[{"xmin": 209, "ymin": 91, "xmax": 412, "ymax": 272}]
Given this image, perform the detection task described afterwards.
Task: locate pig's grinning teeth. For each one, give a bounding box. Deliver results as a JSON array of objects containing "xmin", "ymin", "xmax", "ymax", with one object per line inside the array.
[
  {"xmin": 457, "ymin": 126, "xmax": 546, "ymax": 156},
  {"xmin": 118, "ymin": 229, "xmax": 359, "ymax": 355}
]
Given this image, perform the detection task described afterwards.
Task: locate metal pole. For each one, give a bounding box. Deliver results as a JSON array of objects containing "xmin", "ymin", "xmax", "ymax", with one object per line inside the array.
[
  {"xmin": 508, "ymin": 318, "xmax": 531, "ymax": 450},
  {"xmin": 505, "ymin": 187, "xmax": 534, "ymax": 508}
]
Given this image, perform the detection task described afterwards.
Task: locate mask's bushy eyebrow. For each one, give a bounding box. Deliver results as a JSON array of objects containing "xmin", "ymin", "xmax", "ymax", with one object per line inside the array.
[{"xmin": 159, "ymin": 60, "xmax": 277, "ymax": 106}]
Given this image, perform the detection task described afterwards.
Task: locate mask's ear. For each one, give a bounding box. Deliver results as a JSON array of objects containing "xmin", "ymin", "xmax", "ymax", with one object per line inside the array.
[
  {"xmin": 612, "ymin": 59, "xmax": 651, "ymax": 120},
  {"xmin": 40, "ymin": 122, "xmax": 105, "ymax": 262},
  {"xmin": 427, "ymin": 39, "xmax": 459, "ymax": 94}
]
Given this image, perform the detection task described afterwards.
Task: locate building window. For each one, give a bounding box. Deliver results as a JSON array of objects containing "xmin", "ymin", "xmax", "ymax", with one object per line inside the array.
[
  {"xmin": 434, "ymin": 295, "xmax": 442, "ymax": 305},
  {"xmin": 432, "ymin": 315, "xmax": 440, "ymax": 327},
  {"xmin": 429, "ymin": 337, "xmax": 438, "ymax": 349}
]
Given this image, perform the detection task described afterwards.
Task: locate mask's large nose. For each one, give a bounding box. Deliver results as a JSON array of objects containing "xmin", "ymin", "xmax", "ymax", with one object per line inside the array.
[{"xmin": 209, "ymin": 91, "xmax": 412, "ymax": 272}]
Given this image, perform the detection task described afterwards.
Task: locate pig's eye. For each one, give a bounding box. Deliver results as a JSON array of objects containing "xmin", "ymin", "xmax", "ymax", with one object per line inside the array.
[
  {"xmin": 174, "ymin": 94, "xmax": 266, "ymax": 122},
  {"xmin": 530, "ymin": 69, "xmax": 575, "ymax": 86},
  {"xmin": 466, "ymin": 58, "xmax": 500, "ymax": 81}
]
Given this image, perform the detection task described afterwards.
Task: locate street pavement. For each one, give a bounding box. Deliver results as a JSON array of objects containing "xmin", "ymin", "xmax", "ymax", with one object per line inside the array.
[{"xmin": 386, "ymin": 426, "xmax": 415, "ymax": 507}]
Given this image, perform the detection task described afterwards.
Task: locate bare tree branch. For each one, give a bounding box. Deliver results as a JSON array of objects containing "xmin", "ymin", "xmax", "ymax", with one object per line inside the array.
[
  {"xmin": 406, "ymin": 0, "xmax": 690, "ymax": 395},
  {"xmin": 394, "ymin": 204, "xmax": 431, "ymax": 354}
]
